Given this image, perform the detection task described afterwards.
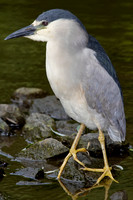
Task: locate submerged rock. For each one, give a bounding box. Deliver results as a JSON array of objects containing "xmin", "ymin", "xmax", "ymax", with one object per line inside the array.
[
  {"xmin": 23, "ymin": 113, "xmax": 55, "ymax": 142},
  {"xmin": 18, "ymin": 138, "xmax": 69, "ymax": 160},
  {"xmin": 29, "ymin": 95, "xmax": 69, "ymax": 120},
  {"xmin": 110, "ymin": 191, "xmax": 128, "ymax": 200}
]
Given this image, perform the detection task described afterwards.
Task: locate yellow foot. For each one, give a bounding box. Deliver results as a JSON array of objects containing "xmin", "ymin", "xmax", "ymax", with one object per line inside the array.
[
  {"xmin": 95, "ymin": 167, "xmax": 118, "ymax": 185},
  {"xmin": 81, "ymin": 166, "xmax": 118, "ymax": 185},
  {"xmin": 57, "ymin": 147, "xmax": 87, "ymax": 179}
]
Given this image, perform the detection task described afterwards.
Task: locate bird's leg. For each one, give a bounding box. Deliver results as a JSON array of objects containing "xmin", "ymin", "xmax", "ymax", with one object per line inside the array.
[
  {"xmin": 57, "ymin": 123, "xmax": 87, "ymax": 179},
  {"xmin": 94, "ymin": 129, "xmax": 118, "ymax": 185},
  {"xmin": 81, "ymin": 129, "xmax": 118, "ymax": 184}
]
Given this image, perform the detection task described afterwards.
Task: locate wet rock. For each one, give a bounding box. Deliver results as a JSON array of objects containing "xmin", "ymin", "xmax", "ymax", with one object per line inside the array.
[
  {"xmin": 0, "ymin": 193, "xmax": 7, "ymax": 200},
  {"xmin": 12, "ymin": 87, "xmax": 47, "ymax": 100},
  {"xmin": 53, "ymin": 120, "xmax": 79, "ymax": 147},
  {"xmin": 78, "ymin": 132, "xmax": 126, "ymax": 156},
  {"xmin": 110, "ymin": 191, "xmax": 128, "ymax": 200},
  {"xmin": 35, "ymin": 169, "xmax": 45, "ymax": 179},
  {"xmin": 11, "ymin": 87, "xmax": 48, "ymax": 114},
  {"xmin": 56, "ymin": 152, "xmax": 119, "ymax": 184},
  {"xmin": 0, "ymin": 104, "xmax": 25, "ymax": 131},
  {"xmin": 61, "ymin": 155, "xmax": 87, "ymax": 182},
  {"xmin": 56, "ymin": 120, "xmax": 79, "ymax": 136},
  {"xmin": 0, "ymin": 136, "xmax": 17, "ymax": 149},
  {"xmin": 29, "ymin": 95, "xmax": 69, "ymax": 120},
  {"xmin": 0, "ymin": 118, "xmax": 9, "ymax": 135},
  {"xmin": 12, "ymin": 159, "xmax": 57, "ymax": 180},
  {"xmin": 48, "ymin": 152, "xmax": 102, "ymax": 184},
  {"xmin": 58, "ymin": 179, "xmax": 86, "ymax": 196},
  {"xmin": 16, "ymin": 181, "xmax": 49, "ymax": 185},
  {"xmin": 78, "ymin": 133, "xmax": 100, "ymax": 154},
  {"xmin": 54, "ymin": 130, "xmax": 128, "ymax": 157},
  {"xmin": 23, "ymin": 113, "xmax": 55, "ymax": 142},
  {"xmin": 18, "ymin": 138, "xmax": 69, "ymax": 160},
  {"xmin": 11, "ymin": 167, "xmax": 39, "ymax": 179}
]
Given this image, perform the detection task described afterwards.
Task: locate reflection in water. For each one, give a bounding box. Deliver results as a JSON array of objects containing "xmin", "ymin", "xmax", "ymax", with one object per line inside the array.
[
  {"xmin": 59, "ymin": 178, "xmax": 113, "ymax": 200},
  {"xmin": 59, "ymin": 178, "xmax": 128, "ymax": 200}
]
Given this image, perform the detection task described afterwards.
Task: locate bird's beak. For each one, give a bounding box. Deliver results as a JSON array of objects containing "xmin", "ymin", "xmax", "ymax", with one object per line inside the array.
[{"xmin": 4, "ymin": 24, "xmax": 36, "ymax": 40}]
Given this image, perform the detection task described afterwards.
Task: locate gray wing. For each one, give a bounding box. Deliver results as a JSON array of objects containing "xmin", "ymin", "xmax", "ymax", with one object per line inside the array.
[
  {"xmin": 83, "ymin": 34, "xmax": 126, "ymax": 142},
  {"xmin": 88, "ymin": 34, "xmax": 122, "ymax": 92}
]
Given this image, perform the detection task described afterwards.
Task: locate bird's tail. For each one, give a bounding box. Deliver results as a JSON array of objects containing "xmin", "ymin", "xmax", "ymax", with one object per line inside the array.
[{"xmin": 108, "ymin": 125, "xmax": 126, "ymax": 142}]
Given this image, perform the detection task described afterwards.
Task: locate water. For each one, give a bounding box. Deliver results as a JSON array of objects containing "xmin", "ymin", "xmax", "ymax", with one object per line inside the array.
[{"xmin": 0, "ymin": 0, "xmax": 133, "ymax": 199}]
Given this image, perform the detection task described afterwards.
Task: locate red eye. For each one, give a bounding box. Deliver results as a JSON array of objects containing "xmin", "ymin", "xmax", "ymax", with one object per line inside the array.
[{"xmin": 42, "ymin": 21, "xmax": 48, "ymax": 26}]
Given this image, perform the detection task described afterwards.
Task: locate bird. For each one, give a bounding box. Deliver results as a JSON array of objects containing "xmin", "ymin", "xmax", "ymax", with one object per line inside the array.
[{"xmin": 5, "ymin": 9, "xmax": 126, "ymax": 185}]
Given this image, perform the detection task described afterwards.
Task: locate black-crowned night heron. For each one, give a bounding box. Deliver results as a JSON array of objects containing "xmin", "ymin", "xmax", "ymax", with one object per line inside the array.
[{"xmin": 5, "ymin": 9, "xmax": 126, "ymax": 185}]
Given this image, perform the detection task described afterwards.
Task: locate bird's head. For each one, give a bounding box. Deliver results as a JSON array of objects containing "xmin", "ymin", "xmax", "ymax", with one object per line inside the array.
[{"xmin": 5, "ymin": 9, "xmax": 87, "ymax": 44}]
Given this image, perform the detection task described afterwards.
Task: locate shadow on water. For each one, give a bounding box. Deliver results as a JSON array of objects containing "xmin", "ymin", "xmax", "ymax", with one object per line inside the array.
[{"xmin": 0, "ymin": 0, "xmax": 133, "ymax": 199}]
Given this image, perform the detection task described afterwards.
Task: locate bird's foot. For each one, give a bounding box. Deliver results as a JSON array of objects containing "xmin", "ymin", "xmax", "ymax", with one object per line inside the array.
[
  {"xmin": 81, "ymin": 166, "xmax": 118, "ymax": 185},
  {"xmin": 95, "ymin": 166, "xmax": 118, "ymax": 185},
  {"xmin": 70, "ymin": 147, "xmax": 87, "ymax": 166},
  {"xmin": 57, "ymin": 147, "xmax": 87, "ymax": 179}
]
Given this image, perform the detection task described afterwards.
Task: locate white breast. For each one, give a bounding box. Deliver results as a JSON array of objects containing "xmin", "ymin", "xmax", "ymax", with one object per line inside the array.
[
  {"xmin": 46, "ymin": 41, "xmax": 81, "ymax": 98},
  {"xmin": 45, "ymin": 41, "xmax": 107, "ymax": 130}
]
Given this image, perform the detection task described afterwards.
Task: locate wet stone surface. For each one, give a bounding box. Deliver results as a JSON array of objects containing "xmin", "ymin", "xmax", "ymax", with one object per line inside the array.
[
  {"xmin": 22, "ymin": 113, "xmax": 55, "ymax": 142},
  {"xmin": 0, "ymin": 119, "xmax": 9, "ymax": 135},
  {"xmin": 29, "ymin": 95, "xmax": 69, "ymax": 120},
  {"xmin": 0, "ymin": 104, "xmax": 25, "ymax": 132},
  {"xmin": 110, "ymin": 191, "xmax": 128, "ymax": 200},
  {"xmin": 18, "ymin": 138, "xmax": 69, "ymax": 160}
]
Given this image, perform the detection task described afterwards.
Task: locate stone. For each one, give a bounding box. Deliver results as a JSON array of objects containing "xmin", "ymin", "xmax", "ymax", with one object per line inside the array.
[
  {"xmin": 11, "ymin": 87, "xmax": 48, "ymax": 115},
  {"xmin": 56, "ymin": 120, "xmax": 79, "ymax": 136},
  {"xmin": 29, "ymin": 95, "xmax": 69, "ymax": 120},
  {"xmin": 0, "ymin": 118, "xmax": 9, "ymax": 135},
  {"xmin": 12, "ymin": 87, "xmax": 47, "ymax": 100},
  {"xmin": 78, "ymin": 132, "xmax": 126, "ymax": 156},
  {"xmin": 23, "ymin": 113, "xmax": 55, "ymax": 142},
  {"xmin": 110, "ymin": 191, "xmax": 128, "ymax": 200},
  {"xmin": 48, "ymin": 152, "xmax": 102, "ymax": 184},
  {"xmin": 11, "ymin": 167, "xmax": 39, "ymax": 179},
  {"xmin": 18, "ymin": 138, "xmax": 69, "ymax": 160},
  {"xmin": 0, "ymin": 104, "xmax": 25, "ymax": 130}
]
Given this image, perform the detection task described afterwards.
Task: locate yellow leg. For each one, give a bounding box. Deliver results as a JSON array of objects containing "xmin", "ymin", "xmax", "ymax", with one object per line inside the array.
[
  {"xmin": 95, "ymin": 129, "xmax": 118, "ymax": 185},
  {"xmin": 57, "ymin": 123, "xmax": 87, "ymax": 179},
  {"xmin": 82, "ymin": 129, "xmax": 118, "ymax": 185}
]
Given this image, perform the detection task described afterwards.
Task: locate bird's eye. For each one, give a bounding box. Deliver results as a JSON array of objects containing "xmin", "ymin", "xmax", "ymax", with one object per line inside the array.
[{"xmin": 42, "ymin": 21, "xmax": 48, "ymax": 26}]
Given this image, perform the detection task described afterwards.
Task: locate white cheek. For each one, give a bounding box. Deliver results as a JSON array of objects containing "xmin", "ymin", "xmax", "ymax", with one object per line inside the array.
[{"xmin": 25, "ymin": 29, "xmax": 50, "ymax": 42}]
